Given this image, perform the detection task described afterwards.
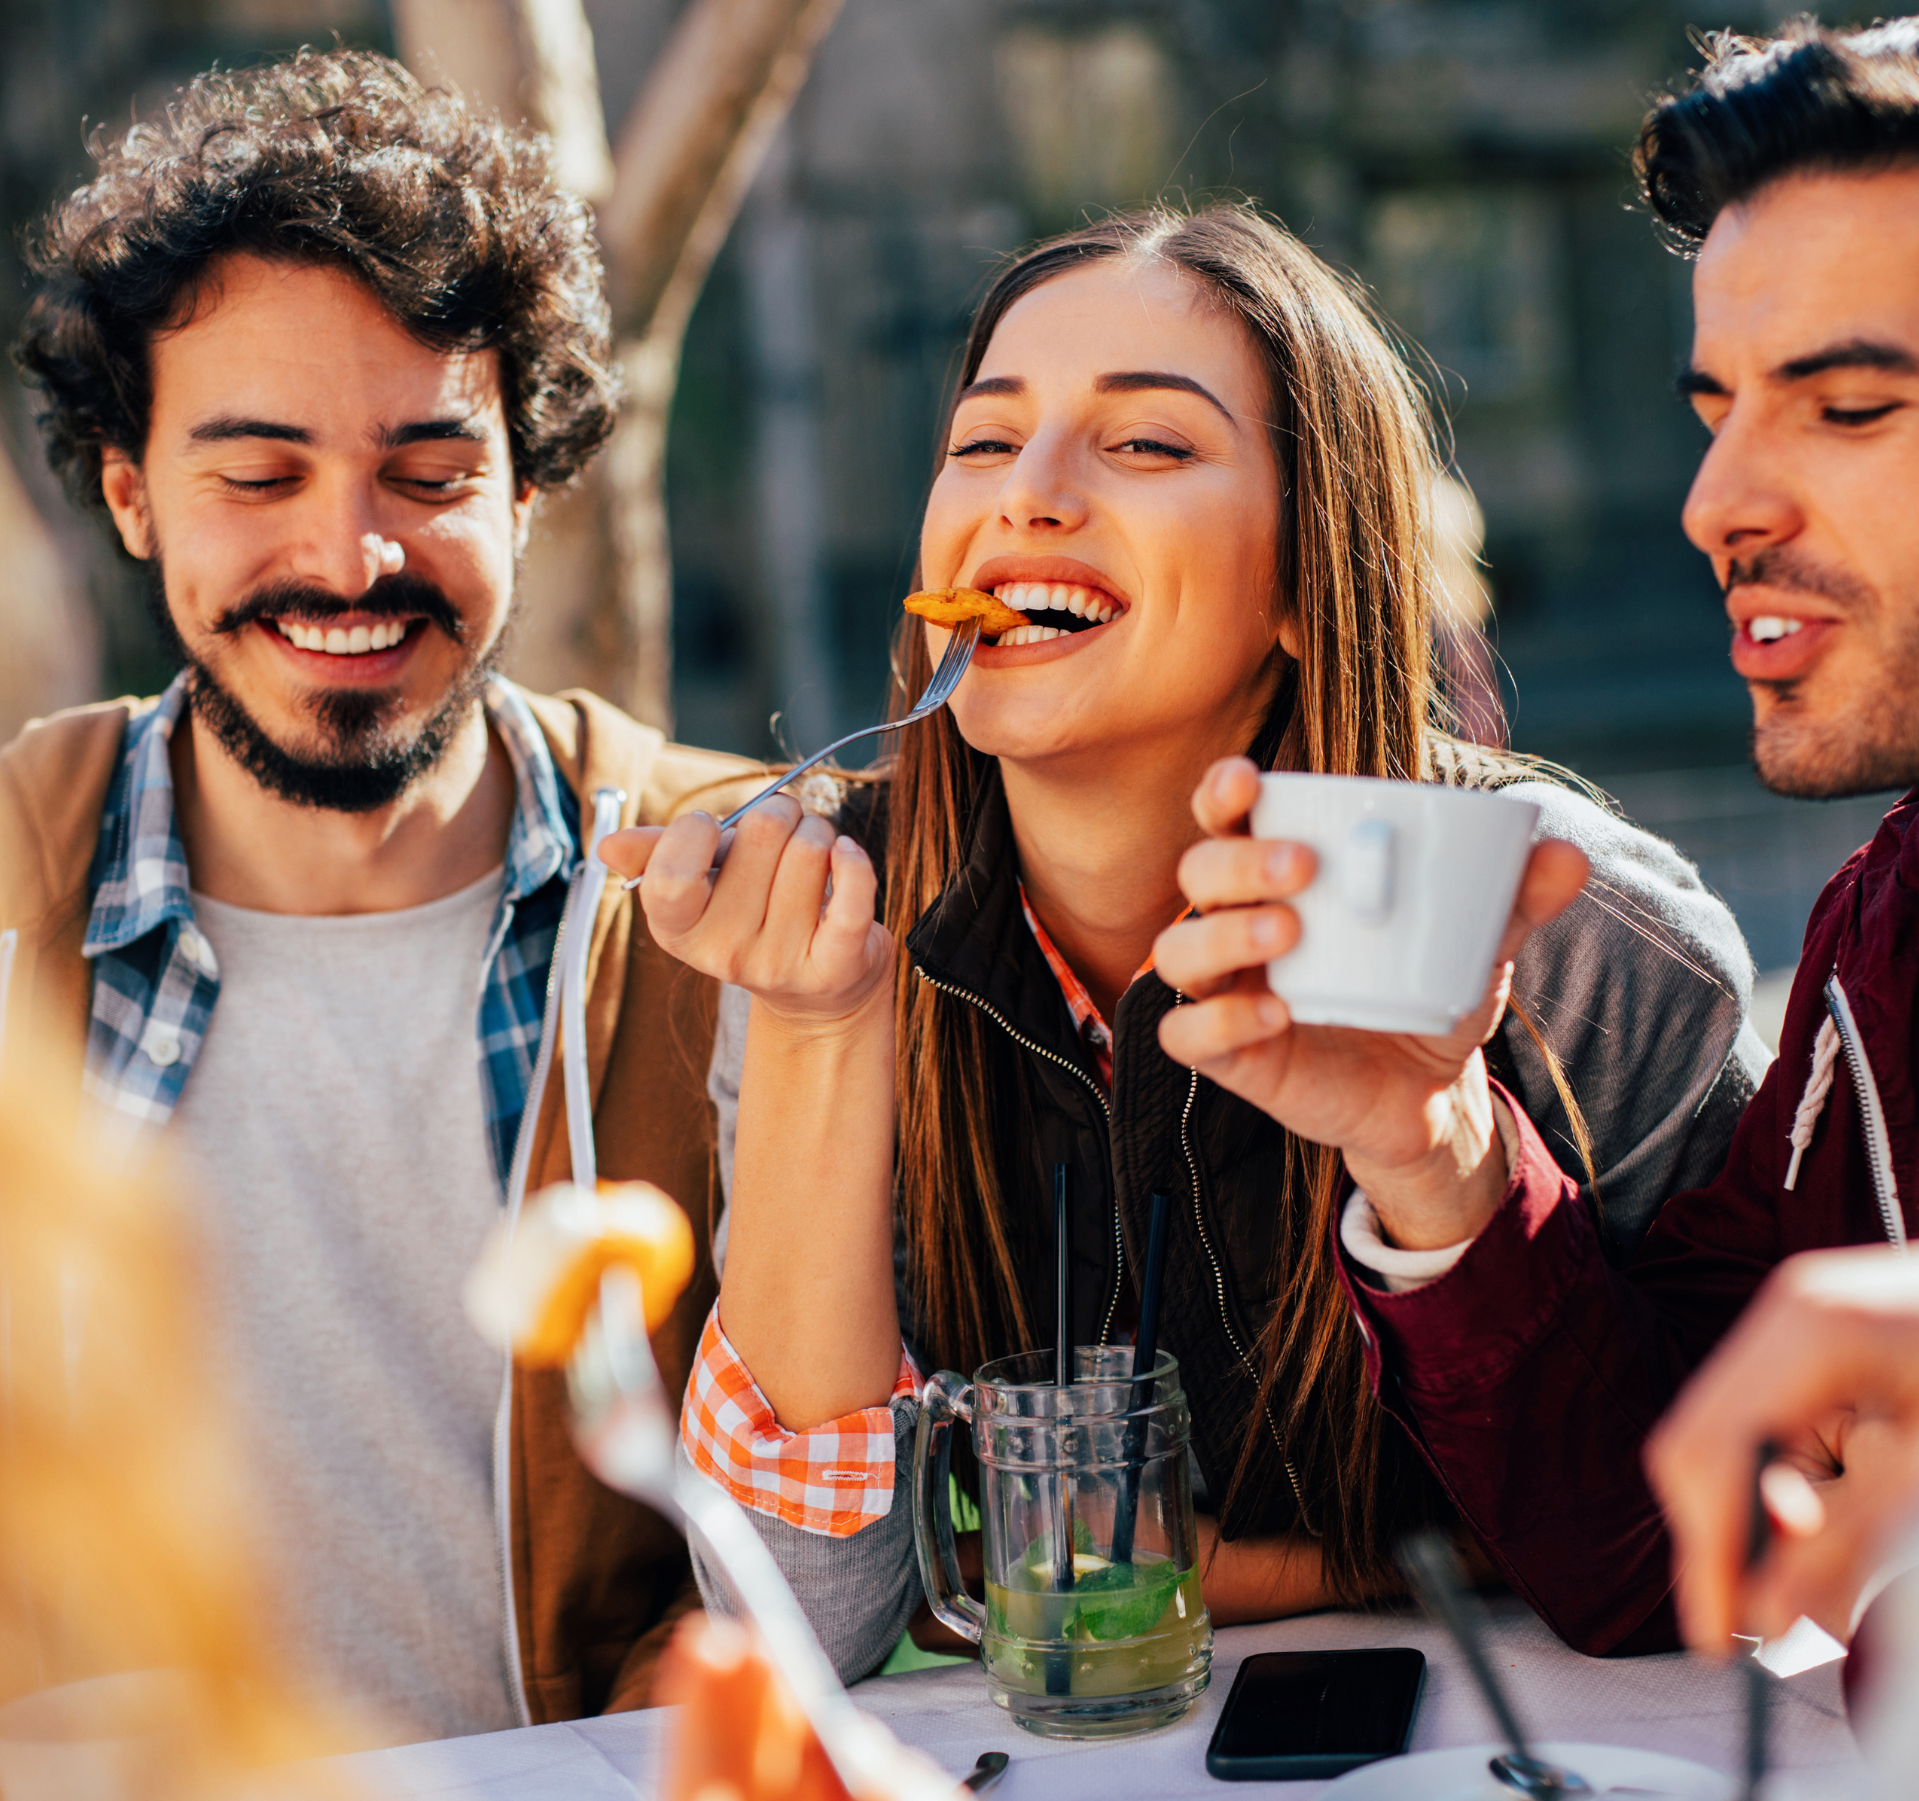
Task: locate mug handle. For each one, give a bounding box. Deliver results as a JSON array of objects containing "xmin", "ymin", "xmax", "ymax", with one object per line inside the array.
[{"xmin": 911, "ymin": 1369, "xmax": 985, "ymax": 1644}]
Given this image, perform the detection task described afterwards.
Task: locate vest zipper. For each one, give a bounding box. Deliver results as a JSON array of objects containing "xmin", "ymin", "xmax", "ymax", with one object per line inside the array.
[
  {"xmin": 490, "ymin": 865, "xmax": 585, "ymax": 1730},
  {"xmin": 1171, "ymin": 1000, "xmax": 1311, "ymax": 1527},
  {"xmin": 1824, "ymin": 975, "xmax": 1907, "ymax": 1249},
  {"xmin": 912, "ymin": 966, "xmax": 1126, "ymax": 1343}
]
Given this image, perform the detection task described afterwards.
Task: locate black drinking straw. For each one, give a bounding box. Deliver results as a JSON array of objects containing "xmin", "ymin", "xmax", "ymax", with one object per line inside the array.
[
  {"xmin": 1055, "ymin": 1163, "xmax": 1073, "ymax": 1395},
  {"xmin": 1743, "ymin": 1442, "xmax": 1778, "ymax": 1801},
  {"xmin": 1109, "ymin": 1191, "xmax": 1171, "ymax": 1565},
  {"xmin": 1047, "ymin": 1164, "xmax": 1074, "ymax": 1697}
]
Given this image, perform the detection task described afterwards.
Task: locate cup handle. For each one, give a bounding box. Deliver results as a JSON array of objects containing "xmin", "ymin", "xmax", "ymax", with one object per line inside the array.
[
  {"xmin": 1342, "ymin": 817, "xmax": 1396, "ymax": 924},
  {"xmin": 911, "ymin": 1370, "xmax": 985, "ymax": 1644}
]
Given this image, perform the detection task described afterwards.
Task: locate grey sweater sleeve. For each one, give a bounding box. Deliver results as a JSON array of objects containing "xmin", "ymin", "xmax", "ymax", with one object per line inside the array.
[
  {"xmin": 679, "ymin": 1421, "xmax": 927, "ymax": 1685},
  {"xmin": 1495, "ymin": 781, "xmax": 1773, "ymax": 1259},
  {"xmin": 706, "ymin": 982, "xmax": 751, "ymax": 1277},
  {"xmin": 690, "ymin": 983, "xmax": 929, "ymax": 1684}
]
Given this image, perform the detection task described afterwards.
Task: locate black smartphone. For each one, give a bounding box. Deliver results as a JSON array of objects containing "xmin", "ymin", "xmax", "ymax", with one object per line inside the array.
[{"xmin": 1205, "ymin": 1647, "xmax": 1426, "ymax": 1781}]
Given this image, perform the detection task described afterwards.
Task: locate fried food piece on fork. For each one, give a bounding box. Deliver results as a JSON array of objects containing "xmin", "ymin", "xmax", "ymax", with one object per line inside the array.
[
  {"xmin": 902, "ymin": 585, "xmax": 1026, "ymax": 636},
  {"xmin": 465, "ymin": 1180, "xmax": 695, "ymax": 1368}
]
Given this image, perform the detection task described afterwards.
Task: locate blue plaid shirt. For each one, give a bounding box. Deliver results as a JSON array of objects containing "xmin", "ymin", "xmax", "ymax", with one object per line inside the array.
[{"xmin": 82, "ymin": 674, "xmax": 580, "ymax": 1186}]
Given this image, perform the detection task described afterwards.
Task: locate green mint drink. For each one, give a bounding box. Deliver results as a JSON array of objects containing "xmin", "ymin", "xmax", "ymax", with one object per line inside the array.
[{"xmin": 982, "ymin": 1544, "xmax": 1210, "ymax": 1699}]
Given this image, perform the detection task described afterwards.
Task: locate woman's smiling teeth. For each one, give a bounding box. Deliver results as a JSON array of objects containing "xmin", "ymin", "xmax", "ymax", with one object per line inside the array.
[
  {"xmin": 988, "ymin": 582, "xmax": 1120, "ymax": 645},
  {"xmin": 997, "ymin": 622, "xmax": 1067, "ymax": 645},
  {"xmin": 275, "ymin": 618, "xmax": 410, "ymax": 655},
  {"xmin": 1747, "ymin": 616, "xmax": 1805, "ymax": 643}
]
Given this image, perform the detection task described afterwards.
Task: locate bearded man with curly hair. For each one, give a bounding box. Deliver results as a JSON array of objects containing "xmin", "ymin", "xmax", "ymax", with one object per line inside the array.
[{"xmin": 0, "ymin": 47, "xmax": 758, "ymax": 1743}]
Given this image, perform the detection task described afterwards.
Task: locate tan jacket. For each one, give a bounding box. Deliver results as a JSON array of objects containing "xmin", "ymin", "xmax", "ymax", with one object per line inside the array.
[{"xmin": 0, "ymin": 686, "xmax": 765, "ymax": 1721}]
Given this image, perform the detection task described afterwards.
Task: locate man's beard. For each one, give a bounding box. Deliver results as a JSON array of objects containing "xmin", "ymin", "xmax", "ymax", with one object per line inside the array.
[
  {"xmin": 1730, "ymin": 546, "xmax": 1919, "ymax": 801},
  {"xmin": 148, "ymin": 563, "xmax": 508, "ymax": 814}
]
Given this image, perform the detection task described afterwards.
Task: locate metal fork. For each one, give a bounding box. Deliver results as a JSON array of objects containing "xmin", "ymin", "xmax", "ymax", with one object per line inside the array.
[
  {"xmin": 620, "ymin": 617, "xmax": 981, "ymax": 889},
  {"xmin": 569, "ymin": 1269, "xmax": 955, "ymax": 1801}
]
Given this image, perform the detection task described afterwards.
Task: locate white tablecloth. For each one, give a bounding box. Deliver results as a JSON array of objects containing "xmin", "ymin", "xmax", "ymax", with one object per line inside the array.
[{"xmin": 310, "ymin": 1600, "xmax": 1872, "ymax": 1800}]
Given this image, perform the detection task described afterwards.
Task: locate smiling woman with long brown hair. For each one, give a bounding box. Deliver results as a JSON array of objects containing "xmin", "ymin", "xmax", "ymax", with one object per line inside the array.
[{"xmin": 604, "ymin": 202, "xmax": 1768, "ymax": 1675}]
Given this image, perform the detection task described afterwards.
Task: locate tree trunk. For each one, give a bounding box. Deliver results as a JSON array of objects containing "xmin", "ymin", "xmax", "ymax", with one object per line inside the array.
[
  {"xmin": 393, "ymin": 0, "xmax": 844, "ymax": 731},
  {"xmin": 0, "ymin": 426, "xmax": 98, "ymax": 744}
]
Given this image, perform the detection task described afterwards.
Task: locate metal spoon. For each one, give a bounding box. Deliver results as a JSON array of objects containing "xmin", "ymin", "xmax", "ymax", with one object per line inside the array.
[
  {"xmin": 961, "ymin": 1750, "xmax": 1010, "ymax": 1792},
  {"xmin": 1398, "ymin": 1531, "xmax": 1595, "ymax": 1798},
  {"xmin": 1488, "ymin": 1753, "xmax": 1595, "ymax": 1798}
]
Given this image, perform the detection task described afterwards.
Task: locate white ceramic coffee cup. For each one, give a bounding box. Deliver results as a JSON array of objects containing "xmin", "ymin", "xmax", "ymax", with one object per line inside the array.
[{"xmin": 1250, "ymin": 773, "xmax": 1540, "ymax": 1036}]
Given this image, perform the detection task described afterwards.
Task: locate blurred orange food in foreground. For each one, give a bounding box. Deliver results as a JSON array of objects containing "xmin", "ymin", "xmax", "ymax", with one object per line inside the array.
[
  {"xmin": 464, "ymin": 1178, "xmax": 695, "ymax": 1368},
  {"xmin": 659, "ymin": 1615, "xmax": 858, "ymax": 1801},
  {"xmin": 0, "ymin": 1072, "xmax": 356, "ymax": 1799}
]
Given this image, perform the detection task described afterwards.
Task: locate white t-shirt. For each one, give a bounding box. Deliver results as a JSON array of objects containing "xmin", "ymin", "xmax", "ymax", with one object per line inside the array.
[{"xmin": 170, "ymin": 866, "xmax": 519, "ymax": 1746}]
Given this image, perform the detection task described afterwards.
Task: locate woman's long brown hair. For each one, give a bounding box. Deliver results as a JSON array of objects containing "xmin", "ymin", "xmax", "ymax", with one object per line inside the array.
[{"xmin": 883, "ymin": 204, "xmax": 1472, "ymax": 1597}]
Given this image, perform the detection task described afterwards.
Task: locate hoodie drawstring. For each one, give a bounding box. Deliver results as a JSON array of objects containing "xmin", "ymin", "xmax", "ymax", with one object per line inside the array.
[{"xmin": 1784, "ymin": 1014, "xmax": 1841, "ymax": 1192}]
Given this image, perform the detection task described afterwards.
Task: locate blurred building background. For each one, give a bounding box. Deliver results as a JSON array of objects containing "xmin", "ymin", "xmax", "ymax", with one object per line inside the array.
[{"xmin": 1, "ymin": 0, "xmax": 1895, "ymax": 1019}]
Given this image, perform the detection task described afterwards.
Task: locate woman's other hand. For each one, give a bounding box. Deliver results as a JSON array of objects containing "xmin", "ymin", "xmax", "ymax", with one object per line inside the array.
[
  {"xmin": 599, "ymin": 801, "xmax": 893, "ymax": 1028},
  {"xmin": 1153, "ymin": 756, "xmax": 1589, "ymax": 1250}
]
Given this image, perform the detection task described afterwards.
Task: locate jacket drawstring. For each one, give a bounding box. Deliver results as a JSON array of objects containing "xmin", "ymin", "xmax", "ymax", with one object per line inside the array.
[
  {"xmin": 559, "ymin": 786, "xmax": 627, "ymax": 1189},
  {"xmin": 0, "ymin": 928, "xmax": 16, "ymax": 1083},
  {"xmin": 1784, "ymin": 1014, "xmax": 1840, "ymax": 1191}
]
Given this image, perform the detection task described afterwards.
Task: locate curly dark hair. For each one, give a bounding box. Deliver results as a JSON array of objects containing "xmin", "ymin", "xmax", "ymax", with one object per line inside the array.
[
  {"xmin": 13, "ymin": 46, "xmax": 619, "ymax": 508},
  {"xmin": 1634, "ymin": 16, "xmax": 1919, "ymax": 252}
]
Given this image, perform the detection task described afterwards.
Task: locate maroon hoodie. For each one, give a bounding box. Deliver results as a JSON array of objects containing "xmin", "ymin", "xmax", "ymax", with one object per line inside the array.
[{"xmin": 1343, "ymin": 788, "xmax": 1918, "ymax": 1656}]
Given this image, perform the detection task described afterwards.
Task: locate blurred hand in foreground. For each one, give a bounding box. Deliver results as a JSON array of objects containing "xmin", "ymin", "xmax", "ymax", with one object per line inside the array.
[
  {"xmin": 660, "ymin": 1614, "xmax": 850, "ymax": 1801},
  {"xmin": 658, "ymin": 1615, "xmax": 960, "ymax": 1801},
  {"xmin": 1646, "ymin": 1247, "xmax": 1919, "ymax": 1653},
  {"xmin": 1153, "ymin": 756, "xmax": 1589, "ymax": 1250}
]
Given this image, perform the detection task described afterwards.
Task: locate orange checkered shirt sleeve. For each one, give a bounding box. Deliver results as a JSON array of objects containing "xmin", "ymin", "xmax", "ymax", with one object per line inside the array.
[{"xmin": 680, "ymin": 1304, "xmax": 922, "ymax": 1537}]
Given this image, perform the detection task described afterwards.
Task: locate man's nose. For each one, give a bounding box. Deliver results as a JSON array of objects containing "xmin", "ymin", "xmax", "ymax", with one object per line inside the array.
[
  {"xmin": 997, "ymin": 431, "xmax": 1089, "ymax": 533},
  {"xmin": 1681, "ymin": 413, "xmax": 1803, "ymax": 565},
  {"xmin": 284, "ymin": 497, "xmax": 404, "ymax": 598}
]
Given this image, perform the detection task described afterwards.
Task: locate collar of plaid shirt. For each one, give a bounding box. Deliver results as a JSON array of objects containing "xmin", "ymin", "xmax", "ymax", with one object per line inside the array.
[
  {"xmin": 1017, "ymin": 881, "xmax": 1187, "ymax": 1088},
  {"xmin": 80, "ymin": 671, "xmax": 580, "ymax": 1184}
]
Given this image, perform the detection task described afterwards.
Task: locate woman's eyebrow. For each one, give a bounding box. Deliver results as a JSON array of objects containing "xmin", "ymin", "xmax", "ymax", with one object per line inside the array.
[
  {"xmin": 1096, "ymin": 370, "xmax": 1237, "ymax": 425},
  {"xmin": 954, "ymin": 370, "xmax": 1239, "ymax": 426}
]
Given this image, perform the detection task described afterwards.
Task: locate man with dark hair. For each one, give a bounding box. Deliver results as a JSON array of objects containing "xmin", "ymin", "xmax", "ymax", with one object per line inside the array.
[
  {"xmin": 1319, "ymin": 18, "xmax": 1919, "ymax": 1657},
  {"xmin": 0, "ymin": 49, "xmax": 755, "ymax": 1740}
]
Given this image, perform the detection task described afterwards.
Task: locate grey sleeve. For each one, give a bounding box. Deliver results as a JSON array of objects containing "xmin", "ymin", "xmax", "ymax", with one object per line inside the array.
[
  {"xmin": 705, "ymin": 983, "xmax": 751, "ymax": 1276},
  {"xmin": 1495, "ymin": 781, "xmax": 1773, "ymax": 1260},
  {"xmin": 678, "ymin": 1407, "xmax": 928, "ymax": 1685}
]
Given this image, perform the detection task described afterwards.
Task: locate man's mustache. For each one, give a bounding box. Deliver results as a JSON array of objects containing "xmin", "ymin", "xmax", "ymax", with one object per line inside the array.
[
  {"xmin": 1724, "ymin": 547, "xmax": 1873, "ymax": 613},
  {"xmin": 211, "ymin": 573, "xmax": 466, "ymax": 641}
]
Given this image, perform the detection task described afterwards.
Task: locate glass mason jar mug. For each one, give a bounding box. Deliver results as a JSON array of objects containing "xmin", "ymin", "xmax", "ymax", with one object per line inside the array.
[{"xmin": 911, "ymin": 1347, "xmax": 1212, "ymax": 1738}]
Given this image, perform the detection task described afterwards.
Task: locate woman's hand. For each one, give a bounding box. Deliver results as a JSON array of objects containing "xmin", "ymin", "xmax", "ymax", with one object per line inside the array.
[
  {"xmin": 1153, "ymin": 757, "xmax": 1589, "ymax": 1250},
  {"xmin": 599, "ymin": 800, "xmax": 893, "ymax": 1030},
  {"xmin": 1194, "ymin": 1518, "xmax": 1366, "ymax": 1623},
  {"xmin": 1191, "ymin": 1518, "xmax": 1490, "ymax": 1624}
]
